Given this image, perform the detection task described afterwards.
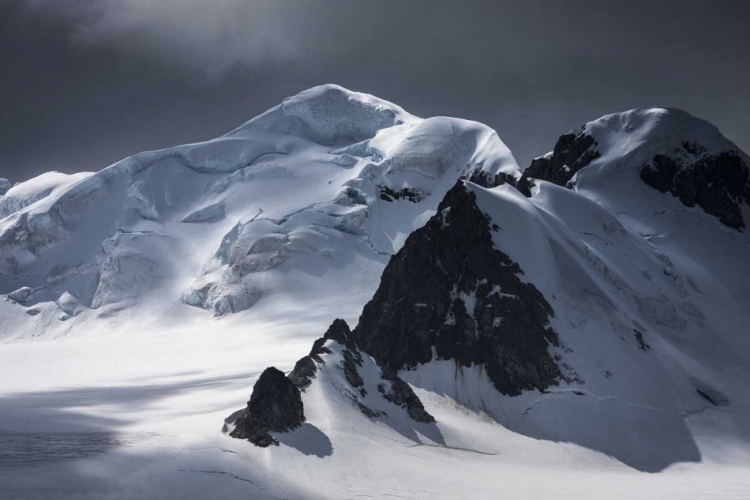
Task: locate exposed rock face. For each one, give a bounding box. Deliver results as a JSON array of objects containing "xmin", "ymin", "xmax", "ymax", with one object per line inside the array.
[
  {"xmin": 320, "ymin": 318, "xmax": 358, "ymax": 351},
  {"xmin": 288, "ymin": 318, "xmax": 356, "ymax": 390},
  {"xmin": 287, "ymin": 356, "xmax": 318, "ymax": 391},
  {"xmin": 380, "ymin": 370, "xmax": 434, "ymax": 423},
  {"xmin": 465, "ymin": 170, "xmax": 516, "ymax": 189},
  {"xmin": 352, "ymin": 181, "xmax": 564, "ymax": 396},
  {"xmin": 321, "ymin": 324, "xmax": 435, "ymax": 421},
  {"xmin": 465, "ymin": 168, "xmax": 538, "ymax": 199},
  {"xmin": 465, "ymin": 168, "xmax": 536, "ymax": 198},
  {"xmin": 640, "ymin": 143, "xmax": 750, "ymax": 229},
  {"xmin": 233, "ymin": 317, "xmax": 436, "ymax": 447},
  {"xmin": 230, "ymin": 367, "xmax": 305, "ymax": 447},
  {"xmin": 523, "ymin": 131, "xmax": 600, "ymax": 188},
  {"xmin": 378, "ymin": 185, "xmax": 426, "ymax": 203},
  {"xmin": 342, "ymin": 350, "xmax": 365, "ymax": 394}
]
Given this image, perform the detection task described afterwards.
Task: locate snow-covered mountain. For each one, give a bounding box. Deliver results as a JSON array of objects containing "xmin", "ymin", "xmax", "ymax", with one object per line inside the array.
[
  {"xmin": 2, "ymin": 93, "xmax": 750, "ymax": 499},
  {"xmin": 0, "ymin": 84, "xmax": 516, "ymax": 340},
  {"xmin": 224, "ymin": 106, "xmax": 750, "ymax": 492}
]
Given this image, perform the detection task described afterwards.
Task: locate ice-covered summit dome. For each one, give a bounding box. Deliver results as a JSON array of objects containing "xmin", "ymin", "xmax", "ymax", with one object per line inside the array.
[{"xmin": 232, "ymin": 84, "xmax": 417, "ymax": 145}]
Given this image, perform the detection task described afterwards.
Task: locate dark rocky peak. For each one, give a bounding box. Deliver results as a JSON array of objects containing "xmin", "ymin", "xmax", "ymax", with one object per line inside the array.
[
  {"xmin": 352, "ymin": 180, "xmax": 566, "ymax": 396},
  {"xmin": 523, "ymin": 130, "xmax": 601, "ymax": 188},
  {"xmin": 319, "ymin": 318, "xmax": 357, "ymax": 352},
  {"xmin": 640, "ymin": 143, "xmax": 750, "ymax": 230},
  {"xmin": 289, "ymin": 318, "xmax": 433, "ymax": 422},
  {"xmin": 229, "ymin": 367, "xmax": 305, "ymax": 447},
  {"xmin": 232, "ymin": 318, "xmax": 435, "ymax": 446},
  {"xmin": 290, "ymin": 318, "xmax": 359, "ymax": 390}
]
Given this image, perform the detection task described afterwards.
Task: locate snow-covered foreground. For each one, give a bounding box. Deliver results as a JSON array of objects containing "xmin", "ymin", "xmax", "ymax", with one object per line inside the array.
[{"xmin": 2, "ymin": 323, "xmax": 750, "ymax": 500}]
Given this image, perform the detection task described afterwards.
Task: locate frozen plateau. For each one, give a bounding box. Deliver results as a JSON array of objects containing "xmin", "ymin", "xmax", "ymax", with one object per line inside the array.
[{"xmin": 1, "ymin": 85, "xmax": 750, "ymax": 499}]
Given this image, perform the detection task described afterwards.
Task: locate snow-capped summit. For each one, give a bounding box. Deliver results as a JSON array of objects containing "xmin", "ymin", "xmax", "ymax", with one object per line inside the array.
[
  {"xmin": 0, "ymin": 85, "xmax": 518, "ymax": 339},
  {"xmin": 231, "ymin": 84, "xmax": 414, "ymax": 144},
  {"xmin": 524, "ymin": 107, "xmax": 750, "ymax": 229}
]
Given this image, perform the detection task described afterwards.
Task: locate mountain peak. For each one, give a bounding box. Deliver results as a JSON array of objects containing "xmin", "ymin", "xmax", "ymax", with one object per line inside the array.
[
  {"xmin": 524, "ymin": 107, "xmax": 750, "ymax": 229},
  {"xmin": 231, "ymin": 84, "xmax": 416, "ymax": 145},
  {"xmin": 0, "ymin": 85, "xmax": 518, "ymax": 339},
  {"xmin": 583, "ymin": 107, "xmax": 740, "ymax": 158}
]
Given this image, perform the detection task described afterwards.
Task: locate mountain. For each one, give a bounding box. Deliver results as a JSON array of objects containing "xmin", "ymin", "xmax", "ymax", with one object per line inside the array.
[
  {"xmin": 523, "ymin": 107, "xmax": 750, "ymax": 229},
  {"xmin": 224, "ymin": 107, "xmax": 750, "ymax": 489},
  {"xmin": 0, "ymin": 84, "xmax": 517, "ymax": 340},
  {"xmin": 2, "ymin": 95, "xmax": 750, "ymax": 499}
]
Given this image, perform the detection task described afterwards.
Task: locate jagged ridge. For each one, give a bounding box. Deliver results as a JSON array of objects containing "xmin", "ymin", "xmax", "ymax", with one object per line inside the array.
[{"xmin": 229, "ymin": 180, "xmax": 568, "ymax": 445}]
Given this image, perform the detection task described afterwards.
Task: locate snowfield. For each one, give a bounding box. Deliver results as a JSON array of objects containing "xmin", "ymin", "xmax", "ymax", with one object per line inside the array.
[{"xmin": 1, "ymin": 87, "xmax": 750, "ymax": 499}]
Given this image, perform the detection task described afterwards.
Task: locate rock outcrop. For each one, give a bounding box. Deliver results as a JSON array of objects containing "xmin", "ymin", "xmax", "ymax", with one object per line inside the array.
[
  {"xmin": 523, "ymin": 130, "xmax": 600, "ymax": 188},
  {"xmin": 230, "ymin": 367, "xmax": 305, "ymax": 447},
  {"xmin": 287, "ymin": 319, "xmax": 357, "ymax": 390},
  {"xmin": 380, "ymin": 370, "xmax": 434, "ymax": 423},
  {"xmin": 232, "ymin": 316, "xmax": 437, "ymax": 447},
  {"xmin": 640, "ymin": 143, "xmax": 750, "ymax": 229}
]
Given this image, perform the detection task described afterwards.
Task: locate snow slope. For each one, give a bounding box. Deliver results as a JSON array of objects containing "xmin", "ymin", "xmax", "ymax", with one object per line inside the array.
[{"xmin": 1, "ymin": 100, "xmax": 750, "ymax": 499}]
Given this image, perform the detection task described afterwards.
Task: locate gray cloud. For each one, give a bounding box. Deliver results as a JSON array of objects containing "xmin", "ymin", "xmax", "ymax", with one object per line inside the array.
[
  {"xmin": 2, "ymin": 0, "xmax": 749, "ymax": 183},
  {"xmin": 22, "ymin": 0, "xmax": 303, "ymax": 79}
]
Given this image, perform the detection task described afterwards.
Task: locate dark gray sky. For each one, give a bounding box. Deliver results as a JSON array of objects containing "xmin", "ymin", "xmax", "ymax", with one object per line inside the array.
[{"xmin": 2, "ymin": 0, "xmax": 749, "ymax": 183}]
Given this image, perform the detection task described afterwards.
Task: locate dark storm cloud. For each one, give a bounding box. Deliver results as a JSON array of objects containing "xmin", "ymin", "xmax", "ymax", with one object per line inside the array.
[
  {"xmin": 20, "ymin": 0, "xmax": 303, "ymax": 78},
  {"xmin": 2, "ymin": 0, "xmax": 749, "ymax": 183}
]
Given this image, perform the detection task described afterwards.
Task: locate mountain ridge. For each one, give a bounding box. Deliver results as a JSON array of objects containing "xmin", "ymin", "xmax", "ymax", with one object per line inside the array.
[{"xmin": 219, "ymin": 99, "xmax": 750, "ymax": 475}]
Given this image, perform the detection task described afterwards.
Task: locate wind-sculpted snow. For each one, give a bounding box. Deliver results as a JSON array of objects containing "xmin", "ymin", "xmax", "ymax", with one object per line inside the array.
[
  {"xmin": 232, "ymin": 84, "xmax": 411, "ymax": 144},
  {"xmin": 0, "ymin": 172, "xmax": 87, "ymax": 218},
  {"xmin": 181, "ymin": 203, "xmax": 225, "ymax": 223}
]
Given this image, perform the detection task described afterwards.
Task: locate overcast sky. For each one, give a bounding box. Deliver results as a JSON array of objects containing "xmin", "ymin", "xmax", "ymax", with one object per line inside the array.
[{"xmin": 2, "ymin": 0, "xmax": 749, "ymax": 183}]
